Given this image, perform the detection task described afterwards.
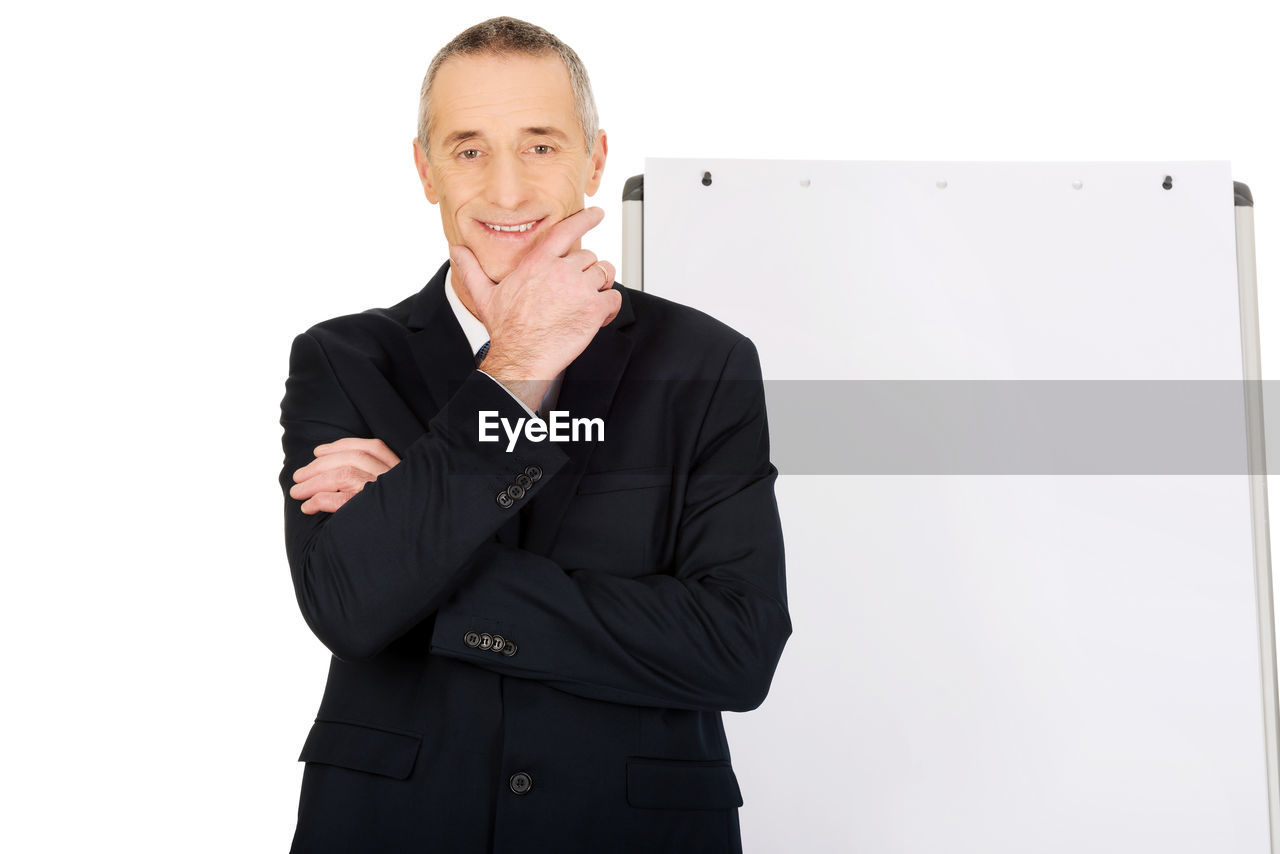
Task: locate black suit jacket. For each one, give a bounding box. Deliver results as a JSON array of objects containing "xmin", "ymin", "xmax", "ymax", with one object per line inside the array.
[{"xmin": 279, "ymin": 260, "xmax": 790, "ymax": 853}]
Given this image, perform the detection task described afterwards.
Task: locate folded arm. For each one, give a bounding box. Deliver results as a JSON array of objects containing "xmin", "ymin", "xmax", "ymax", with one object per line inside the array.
[
  {"xmin": 282, "ymin": 330, "xmax": 790, "ymax": 712},
  {"xmin": 279, "ymin": 329, "xmax": 570, "ymax": 661}
]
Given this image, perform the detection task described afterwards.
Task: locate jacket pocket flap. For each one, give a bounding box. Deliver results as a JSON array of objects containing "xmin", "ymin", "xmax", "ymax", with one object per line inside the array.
[
  {"xmin": 576, "ymin": 467, "xmax": 673, "ymax": 495},
  {"xmin": 626, "ymin": 758, "xmax": 743, "ymax": 810},
  {"xmin": 297, "ymin": 720, "xmax": 422, "ymax": 780}
]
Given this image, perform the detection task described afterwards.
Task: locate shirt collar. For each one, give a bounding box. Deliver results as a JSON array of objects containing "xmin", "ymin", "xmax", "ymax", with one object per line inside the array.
[{"xmin": 443, "ymin": 261, "xmax": 491, "ymax": 358}]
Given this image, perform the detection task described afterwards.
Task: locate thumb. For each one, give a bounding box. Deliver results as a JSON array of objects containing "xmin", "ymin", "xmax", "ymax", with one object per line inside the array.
[{"xmin": 449, "ymin": 243, "xmax": 494, "ymax": 315}]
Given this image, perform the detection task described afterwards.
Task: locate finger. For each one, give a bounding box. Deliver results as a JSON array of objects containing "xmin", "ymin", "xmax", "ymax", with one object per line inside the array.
[
  {"xmin": 449, "ymin": 243, "xmax": 495, "ymax": 318},
  {"xmin": 300, "ymin": 490, "xmax": 357, "ymax": 515},
  {"xmin": 290, "ymin": 464, "xmax": 377, "ymax": 501},
  {"xmin": 294, "ymin": 450, "xmax": 391, "ymax": 485},
  {"xmin": 536, "ymin": 206, "xmax": 604, "ymax": 260},
  {"xmin": 291, "ymin": 469, "xmax": 371, "ymax": 502},
  {"xmin": 293, "ymin": 452, "xmax": 391, "ymax": 488},
  {"xmin": 313, "ymin": 438, "xmax": 401, "ymax": 469},
  {"xmin": 598, "ymin": 287, "xmax": 622, "ymax": 326},
  {"xmin": 594, "ymin": 260, "xmax": 616, "ymax": 291}
]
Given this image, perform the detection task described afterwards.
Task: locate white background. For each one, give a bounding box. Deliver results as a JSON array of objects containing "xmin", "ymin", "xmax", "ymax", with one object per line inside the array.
[{"xmin": 2, "ymin": 1, "xmax": 1277, "ymax": 850}]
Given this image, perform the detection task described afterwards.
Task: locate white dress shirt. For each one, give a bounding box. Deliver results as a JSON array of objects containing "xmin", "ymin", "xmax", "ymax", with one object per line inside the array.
[{"xmin": 444, "ymin": 263, "xmax": 565, "ymax": 418}]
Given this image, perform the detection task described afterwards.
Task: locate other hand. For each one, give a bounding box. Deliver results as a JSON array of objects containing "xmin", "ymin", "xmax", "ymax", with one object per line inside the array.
[{"xmin": 289, "ymin": 437, "xmax": 402, "ymax": 515}]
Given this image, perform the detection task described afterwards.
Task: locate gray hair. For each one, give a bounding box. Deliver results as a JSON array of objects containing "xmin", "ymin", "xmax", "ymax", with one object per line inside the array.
[{"xmin": 416, "ymin": 17, "xmax": 599, "ymax": 159}]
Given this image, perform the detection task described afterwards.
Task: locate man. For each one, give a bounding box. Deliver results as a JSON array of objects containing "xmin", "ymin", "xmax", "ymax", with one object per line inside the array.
[{"xmin": 279, "ymin": 16, "xmax": 789, "ymax": 853}]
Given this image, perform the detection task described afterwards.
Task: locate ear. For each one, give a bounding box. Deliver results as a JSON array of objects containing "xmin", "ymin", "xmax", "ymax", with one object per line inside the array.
[
  {"xmin": 412, "ymin": 137, "xmax": 439, "ymax": 204},
  {"xmin": 584, "ymin": 129, "xmax": 608, "ymax": 197}
]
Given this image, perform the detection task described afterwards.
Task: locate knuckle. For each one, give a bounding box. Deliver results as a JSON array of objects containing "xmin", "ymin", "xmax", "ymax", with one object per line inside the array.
[
  {"xmin": 334, "ymin": 465, "xmax": 366, "ymax": 485},
  {"xmin": 317, "ymin": 492, "xmax": 346, "ymax": 512}
]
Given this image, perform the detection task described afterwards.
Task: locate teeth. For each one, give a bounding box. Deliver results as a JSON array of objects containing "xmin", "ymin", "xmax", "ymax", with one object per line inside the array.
[{"xmin": 485, "ymin": 220, "xmax": 537, "ymax": 232}]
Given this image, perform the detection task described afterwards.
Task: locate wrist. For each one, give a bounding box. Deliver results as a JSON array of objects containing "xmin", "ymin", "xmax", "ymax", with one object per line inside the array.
[
  {"xmin": 491, "ymin": 377, "xmax": 549, "ymax": 413},
  {"xmin": 479, "ymin": 353, "xmax": 552, "ymax": 412}
]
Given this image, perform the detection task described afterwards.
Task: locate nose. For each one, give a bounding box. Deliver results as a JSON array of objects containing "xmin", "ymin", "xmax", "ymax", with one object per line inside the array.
[{"xmin": 484, "ymin": 149, "xmax": 533, "ymax": 213}]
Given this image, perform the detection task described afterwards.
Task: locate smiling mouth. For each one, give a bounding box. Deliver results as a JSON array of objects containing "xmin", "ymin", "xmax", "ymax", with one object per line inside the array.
[{"xmin": 479, "ymin": 217, "xmax": 545, "ymax": 236}]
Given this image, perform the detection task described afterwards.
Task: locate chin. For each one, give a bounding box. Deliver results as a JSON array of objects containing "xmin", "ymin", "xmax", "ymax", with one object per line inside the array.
[
  {"xmin": 475, "ymin": 259, "xmax": 513, "ymax": 283},
  {"xmin": 483, "ymin": 252, "xmax": 533, "ymax": 283}
]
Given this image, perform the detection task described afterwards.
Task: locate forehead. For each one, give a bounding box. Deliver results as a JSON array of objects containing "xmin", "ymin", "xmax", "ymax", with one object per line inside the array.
[{"xmin": 429, "ymin": 51, "xmax": 576, "ymax": 142}]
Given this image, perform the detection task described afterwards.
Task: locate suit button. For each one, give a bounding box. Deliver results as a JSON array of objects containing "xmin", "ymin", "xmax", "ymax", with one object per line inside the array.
[
  {"xmin": 509, "ymin": 771, "xmax": 533, "ymax": 795},
  {"xmin": 464, "ymin": 632, "xmax": 481, "ymax": 648},
  {"xmin": 502, "ymin": 641, "xmax": 518, "ymax": 657},
  {"xmin": 479, "ymin": 632, "xmax": 494, "ymax": 650},
  {"xmin": 515, "ymin": 473, "xmax": 533, "ymax": 490},
  {"xmin": 525, "ymin": 465, "xmax": 542, "ymax": 482},
  {"xmin": 506, "ymin": 483, "xmax": 525, "ymax": 501},
  {"xmin": 491, "ymin": 634, "xmax": 506, "ymax": 652},
  {"xmin": 495, "ymin": 490, "xmax": 514, "ymax": 509}
]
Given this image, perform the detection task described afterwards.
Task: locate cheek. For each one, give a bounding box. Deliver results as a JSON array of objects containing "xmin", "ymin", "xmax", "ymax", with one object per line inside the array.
[
  {"xmin": 440, "ymin": 192, "xmax": 475, "ymax": 229},
  {"xmin": 533, "ymin": 161, "xmax": 585, "ymax": 197},
  {"xmin": 434, "ymin": 170, "xmax": 474, "ymax": 209}
]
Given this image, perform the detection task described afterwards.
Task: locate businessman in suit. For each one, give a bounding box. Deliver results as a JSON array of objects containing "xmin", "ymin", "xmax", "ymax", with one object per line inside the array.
[{"xmin": 279, "ymin": 16, "xmax": 790, "ymax": 853}]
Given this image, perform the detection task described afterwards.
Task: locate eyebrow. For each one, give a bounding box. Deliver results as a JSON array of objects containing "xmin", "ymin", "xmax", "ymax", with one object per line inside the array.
[{"xmin": 441, "ymin": 126, "xmax": 572, "ymax": 148}]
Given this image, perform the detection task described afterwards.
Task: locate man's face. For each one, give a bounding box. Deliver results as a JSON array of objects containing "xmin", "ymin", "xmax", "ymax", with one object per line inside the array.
[{"xmin": 413, "ymin": 51, "xmax": 607, "ymax": 290}]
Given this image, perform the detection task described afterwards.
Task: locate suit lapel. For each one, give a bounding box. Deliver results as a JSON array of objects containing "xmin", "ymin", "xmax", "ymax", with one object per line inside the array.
[{"xmin": 405, "ymin": 260, "xmax": 479, "ymax": 416}]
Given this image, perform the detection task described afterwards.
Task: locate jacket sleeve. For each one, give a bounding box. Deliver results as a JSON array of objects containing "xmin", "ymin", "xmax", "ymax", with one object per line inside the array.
[
  {"xmin": 279, "ymin": 330, "xmax": 572, "ymax": 661},
  {"xmin": 427, "ymin": 336, "xmax": 791, "ymax": 713}
]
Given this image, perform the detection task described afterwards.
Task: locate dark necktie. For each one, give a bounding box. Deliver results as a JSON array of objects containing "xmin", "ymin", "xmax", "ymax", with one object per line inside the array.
[{"xmin": 475, "ymin": 340, "xmax": 490, "ymax": 366}]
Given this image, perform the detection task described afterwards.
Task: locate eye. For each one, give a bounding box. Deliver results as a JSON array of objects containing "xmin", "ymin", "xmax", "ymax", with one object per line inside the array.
[
  {"xmin": 459, "ymin": 149, "xmax": 481, "ymax": 160},
  {"xmin": 531, "ymin": 144, "xmax": 553, "ymax": 155}
]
